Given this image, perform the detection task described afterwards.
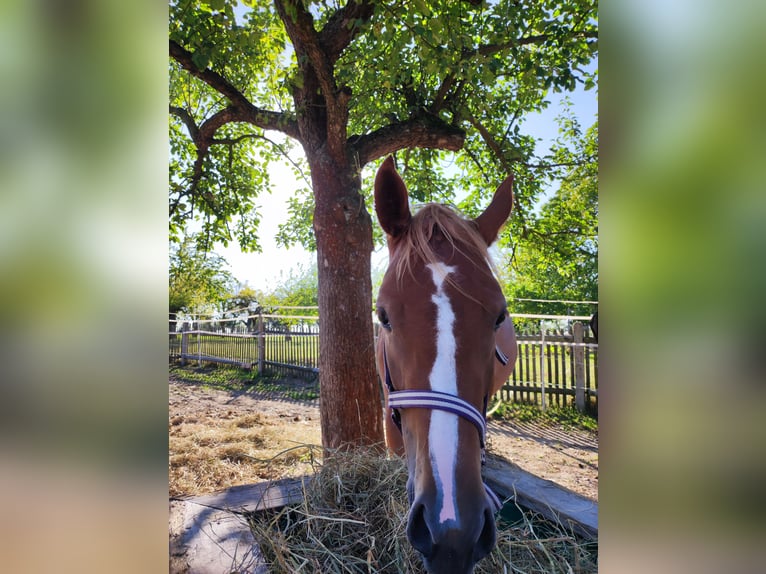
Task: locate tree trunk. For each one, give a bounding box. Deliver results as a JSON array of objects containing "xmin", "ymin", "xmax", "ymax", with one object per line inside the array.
[{"xmin": 309, "ymin": 152, "xmax": 384, "ymax": 450}]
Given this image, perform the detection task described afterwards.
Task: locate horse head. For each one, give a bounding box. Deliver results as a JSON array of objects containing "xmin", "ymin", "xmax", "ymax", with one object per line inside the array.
[{"xmin": 373, "ymin": 157, "xmax": 517, "ymax": 573}]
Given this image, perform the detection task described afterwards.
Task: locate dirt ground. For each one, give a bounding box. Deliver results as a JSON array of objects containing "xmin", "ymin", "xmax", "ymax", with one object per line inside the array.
[{"xmin": 169, "ymin": 368, "xmax": 598, "ymax": 501}]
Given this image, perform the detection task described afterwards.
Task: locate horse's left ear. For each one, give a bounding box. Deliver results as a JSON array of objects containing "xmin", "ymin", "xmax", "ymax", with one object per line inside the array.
[
  {"xmin": 374, "ymin": 156, "xmax": 412, "ymax": 238},
  {"xmin": 474, "ymin": 173, "xmax": 514, "ymax": 245}
]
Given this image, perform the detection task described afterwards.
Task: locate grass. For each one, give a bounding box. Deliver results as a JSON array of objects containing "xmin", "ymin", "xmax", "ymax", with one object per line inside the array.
[
  {"xmin": 169, "ymin": 363, "xmax": 248, "ymax": 390},
  {"xmin": 491, "ymin": 401, "xmax": 598, "ymax": 433},
  {"xmin": 249, "ymin": 448, "xmax": 597, "ymax": 573},
  {"xmin": 251, "ymin": 378, "xmax": 320, "ymax": 402},
  {"xmin": 169, "ymin": 364, "xmax": 319, "ymax": 401},
  {"xmin": 174, "ymin": 332, "xmax": 320, "ymax": 367},
  {"xmin": 172, "ymin": 333, "xmax": 597, "ymax": 402}
]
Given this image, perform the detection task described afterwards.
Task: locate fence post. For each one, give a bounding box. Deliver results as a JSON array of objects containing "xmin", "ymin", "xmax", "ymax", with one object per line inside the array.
[
  {"xmin": 197, "ymin": 325, "xmax": 202, "ymax": 367},
  {"xmin": 257, "ymin": 311, "xmax": 265, "ymax": 376},
  {"xmin": 180, "ymin": 322, "xmax": 188, "ymax": 366},
  {"xmin": 539, "ymin": 321, "xmax": 547, "ymax": 411},
  {"xmin": 574, "ymin": 321, "xmax": 586, "ymax": 412}
]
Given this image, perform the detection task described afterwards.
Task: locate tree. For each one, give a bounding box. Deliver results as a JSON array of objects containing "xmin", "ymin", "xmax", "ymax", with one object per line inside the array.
[
  {"xmin": 269, "ymin": 264, "xmax": 319, "ymax": 309},
  {"xmin": 500, "ymin": 115, "xmax": 598, "ymax": 320},
  {"xmin": 224, "ymin": 284, "xmax": 263, "ymax": 313},
  {"xmin": 223, "ymin": 285, "xmax": 265, "ymax": 331},
  {"xmin": 259, "ymin": 264, "xmax": 319, "ymax": 329},
  {"xmin": 169, "ymin": 0, "xmax": 598, "ymax": 449},
  {"xmin": 169, "ymin": 234, "xmax": 236, "ymax": 317}
]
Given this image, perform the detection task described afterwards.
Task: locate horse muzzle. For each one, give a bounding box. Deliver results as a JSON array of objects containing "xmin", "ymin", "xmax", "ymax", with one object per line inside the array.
[{"xmin": 406, "ymin": 493, "xmax": 496, "ymax": 574}]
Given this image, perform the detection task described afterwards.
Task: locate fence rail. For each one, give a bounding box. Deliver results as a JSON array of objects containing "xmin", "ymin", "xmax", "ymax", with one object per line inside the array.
[
  {"xmin": 169, "ymin": 312, "xmax": 597, "ymax": 412},
  {"xmin": 170, "ymin": 326, "xmax": 320, "ymax": 377}
]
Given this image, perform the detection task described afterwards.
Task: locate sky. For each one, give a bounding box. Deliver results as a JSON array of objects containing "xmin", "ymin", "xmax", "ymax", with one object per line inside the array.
[{"xmin": 216, "ymin": 69, "xmax": 598, "ymax": 294}]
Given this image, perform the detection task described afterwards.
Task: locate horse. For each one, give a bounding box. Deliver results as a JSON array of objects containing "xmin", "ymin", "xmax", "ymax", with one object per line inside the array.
[{"xmin": 373, "ymin": 157, "xmax": 518, "ymax": 573}]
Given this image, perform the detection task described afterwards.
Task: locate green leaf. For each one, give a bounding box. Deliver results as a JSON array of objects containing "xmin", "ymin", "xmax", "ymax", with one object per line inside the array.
[{"xmin": 191, "ymin": 50, "xmax": 210, "ymax": 70}]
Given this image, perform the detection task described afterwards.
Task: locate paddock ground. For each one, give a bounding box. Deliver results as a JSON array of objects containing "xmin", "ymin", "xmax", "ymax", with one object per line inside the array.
[{"xmin": 169, "ymin": 367, "xmax": 598, "ymax": 501}]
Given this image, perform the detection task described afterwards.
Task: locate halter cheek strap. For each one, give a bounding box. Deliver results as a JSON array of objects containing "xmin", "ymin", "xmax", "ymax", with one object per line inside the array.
[{"xmin": 382, "ymin": 344, "xmax": 506, "ymax": 512}]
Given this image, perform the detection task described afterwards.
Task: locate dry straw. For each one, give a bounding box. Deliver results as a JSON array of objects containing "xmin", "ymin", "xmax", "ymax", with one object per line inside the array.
[{"xmin": 249, "ymin": 448, "xmax": 597, "ymax": 573}]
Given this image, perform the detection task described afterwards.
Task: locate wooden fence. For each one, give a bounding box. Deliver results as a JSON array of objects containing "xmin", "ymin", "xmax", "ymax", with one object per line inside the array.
[
  {"xmin": 169, "ymin": 312, "xmax": 597, "ymax": 412},
  {"xmin": 169, "ymin": 314, "xmax": 320, "ymax": 377},
  {"xmin": 496, "ymin": 322, "xmax": 598, "ymax": 412}
]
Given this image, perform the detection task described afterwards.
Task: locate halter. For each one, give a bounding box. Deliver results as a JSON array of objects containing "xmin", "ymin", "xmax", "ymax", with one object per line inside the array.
[{"xmin": 382, "ymin": 343, "xmax": 509, "ymax": 512}]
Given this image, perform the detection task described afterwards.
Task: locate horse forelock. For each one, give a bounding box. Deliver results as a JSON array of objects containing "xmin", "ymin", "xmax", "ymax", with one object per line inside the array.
[{"xmin": 390, "ymin": 204, "xmax": 496, "ymax": 304}]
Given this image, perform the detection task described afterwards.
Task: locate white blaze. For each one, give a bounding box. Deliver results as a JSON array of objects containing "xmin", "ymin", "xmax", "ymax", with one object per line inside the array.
[{"xmin": 426, "ymin": 262, "xmax": 459, "ymax": 524}]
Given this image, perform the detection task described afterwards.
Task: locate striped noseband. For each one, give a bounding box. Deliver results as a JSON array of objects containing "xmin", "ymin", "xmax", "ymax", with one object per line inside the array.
[{"xmin": 382, "ymin": 344, "xmax": 509, "ymax": 512}]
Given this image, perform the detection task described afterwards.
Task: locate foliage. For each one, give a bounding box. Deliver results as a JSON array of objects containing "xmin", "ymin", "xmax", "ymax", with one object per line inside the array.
[
  {"xmin": 169, "ymin": 0, "xmax": 598, "ymax": 251},
  {"xmin": 499, "ymin": 113, "xmax": 598, "ymax": 318},
  {"xmin": 169, "ymin": 234, "xmax": 237, "ymax": 315},
  {"xmin": 267, "ymin": 263, "xmax": 319, "ymax": 311},
  {"xmin": 224, "ymin": 284, "xmax": 265, "ymax": 313},
  {"xmin": 169, "ymin": 0, "xmax": 308, "ymax": 251},
  {"xmin": 253, "ymin": 264, "xmax": 317, "ymax": 310},
  {"xmin": 258, "ymin": 263, "xmax": 319, "ymax": 327}
]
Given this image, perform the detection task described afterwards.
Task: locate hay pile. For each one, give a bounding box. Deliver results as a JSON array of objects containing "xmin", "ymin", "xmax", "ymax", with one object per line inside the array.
[{"xmin": 249, "ymin": 448, "xmax": 597, "ymax": 573}]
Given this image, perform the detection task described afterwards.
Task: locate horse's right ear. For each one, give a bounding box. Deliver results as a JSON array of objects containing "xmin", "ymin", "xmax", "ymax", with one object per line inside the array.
[
  {"xmin": 474, "ymin": 173, "xmax": 514, "ymax": 245},
  {"xmin": 374, "ymin": 156, "xmax": 411, "ymax": 238}
]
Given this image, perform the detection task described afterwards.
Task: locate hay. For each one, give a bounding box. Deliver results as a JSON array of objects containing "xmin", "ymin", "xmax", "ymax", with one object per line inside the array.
[
  {"xmin": 249, "ymin": 449, "xmax": 597, "ymax": 573},
  {"xmin": 168, "ymin": 408, "xmax": 321, "ymax": 497}
]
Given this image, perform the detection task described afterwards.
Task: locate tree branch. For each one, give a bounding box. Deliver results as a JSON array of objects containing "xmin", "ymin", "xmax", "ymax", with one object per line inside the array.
[
  {"xmin": 168, "ymin": 107, "xmax": 209, "ymax": 213},
  {"xmin": 465, "ymin": 111, "xmax": 516, "ymax": 172},
  {"xmin": 473, "ymin": 30, "xmax": 598, "ymax": 60},
  {"xmin": 318, "ymin": 0, "xmax": 375, "ymax": 63},
  {"xmin": 274, "ymin": 0, "xmax": 337, "ymax": 100},
  {"xmin": 169, "ymin": 105, "xmax": 199, "ymax": 142},
  {"xmin": 521, "ymin": 157, "xmax": 597, "ymax": 170},
  {"xmin": 351, "ymin": 114, "xmax": 466, "ymax": 166},
  {"xmin": 170, "ymin": 39, "xmax": 299, "ymax": 139},
  {"xmin": 196, "ymin": 107, "xmax": 241, "ymax": 149},
  {"xmin": 429, "ymin": 26, "xmax": 596, "ymax": 120},
  {"xmin": 431, "ymin": 75, "xmax": 456, "ymax": 114},
  {"xmin": 274, "ymin": 0, "xmax": 362, "ymax": 163}
]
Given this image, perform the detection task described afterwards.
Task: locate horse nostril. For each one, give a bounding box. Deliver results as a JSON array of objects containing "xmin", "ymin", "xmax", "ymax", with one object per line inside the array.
[
  {"xmin": 406, "ymin": 503, "xmax": 434, "ymax": 557},
  {"xmin": 473, "ymin": 507, "xmax": 497, "ymax": 562}
]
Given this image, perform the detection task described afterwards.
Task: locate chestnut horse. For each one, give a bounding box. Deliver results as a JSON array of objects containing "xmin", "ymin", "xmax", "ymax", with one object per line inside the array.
[{"xmin": 373, "ymin": 157, "xmax": 518, "ymax": 573}]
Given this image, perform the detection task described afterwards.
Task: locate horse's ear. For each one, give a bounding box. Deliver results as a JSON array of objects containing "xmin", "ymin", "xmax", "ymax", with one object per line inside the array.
[
  {"xmin": 474, "ymin": 173, "xmax": 514, "ymax": 245},
  {"xmin": 374, "ymin": 156, "xmax": 411, "ymax": 238}
]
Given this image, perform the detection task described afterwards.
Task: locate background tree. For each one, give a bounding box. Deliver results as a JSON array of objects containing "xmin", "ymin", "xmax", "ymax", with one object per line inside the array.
[
  {"xmin": 499, "ymin": 114, "xmax": 598, "ymax": 323},
  {"xmin": 223, "ymin": 285, "xmax": 265, "ymax": 331},
  {"xmin": 170, "ymin": 0, "xmax": 598, "ymax": 449},
  {"xmin": 258, "ymin": 264, "xmax": 319, "ymax": 329},
  {"xmin": 268, "ymin": 264, "xmax": 319, "ymax": 309},
  {"xmin": 224, "ymin": 284, "xmax": 263, "ymax": 313},
  {"xmin": 169, "ymin": 234, "xmax": 236, "ymax": 318}
]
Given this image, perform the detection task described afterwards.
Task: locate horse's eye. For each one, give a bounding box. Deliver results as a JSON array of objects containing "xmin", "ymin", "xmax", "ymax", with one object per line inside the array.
[
  {"xmin": 494, "ymin": 310, "xmax": 506, "ymax": 330},
  {"xmin": 377, "ymin": 307, "xmax": 392, "ymax": 330}
]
